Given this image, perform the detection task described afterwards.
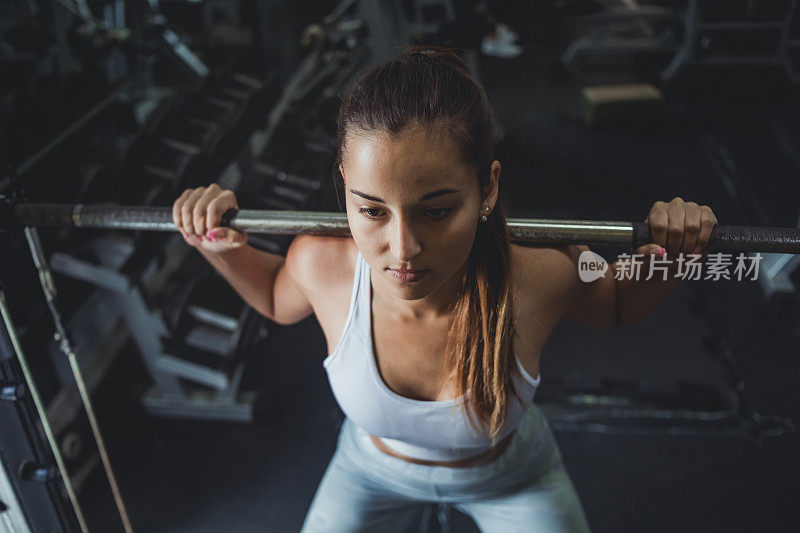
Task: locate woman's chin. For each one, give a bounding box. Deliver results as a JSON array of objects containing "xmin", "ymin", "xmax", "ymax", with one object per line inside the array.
[
  {"xmin": 392, "ymin": 283, "xmax": 428, "ymax": 300},
  {"xmin": 386, "ymin": 274, "xmax": 431, "ymax": 299}
]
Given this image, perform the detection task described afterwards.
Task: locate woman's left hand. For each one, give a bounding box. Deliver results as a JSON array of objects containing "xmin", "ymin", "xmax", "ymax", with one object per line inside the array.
[{"xmin": 635, "ymin": 197, "xmax": 718, "ymax": 260}]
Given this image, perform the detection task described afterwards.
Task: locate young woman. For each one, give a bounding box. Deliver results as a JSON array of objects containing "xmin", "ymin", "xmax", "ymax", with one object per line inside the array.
[{"xmin": 172, "ymin": 46, "xmax": 718, "ymax": 532}]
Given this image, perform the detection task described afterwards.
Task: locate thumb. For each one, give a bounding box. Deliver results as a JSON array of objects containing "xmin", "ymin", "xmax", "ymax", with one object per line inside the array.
[
  {"xmin": 633, "ymin": 244, "xmax": 666, "ymax": 257},
  {"xmin": 205, "ymin": 227, "xmax": 247, "ymax": 247}
]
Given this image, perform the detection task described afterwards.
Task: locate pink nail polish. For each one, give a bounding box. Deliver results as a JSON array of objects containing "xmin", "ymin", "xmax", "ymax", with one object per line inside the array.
[
  {"xmin": 206, "ymin": 229, "xmax": 217, "ymax": 241},
  {"xmin": 658, "ymin": 247, "xmax": 666, "ymax": 256}
]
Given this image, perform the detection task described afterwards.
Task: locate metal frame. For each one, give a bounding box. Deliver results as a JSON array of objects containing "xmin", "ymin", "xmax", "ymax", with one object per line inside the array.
[
  {"xmin": 662, "ymin": 0, "xmax": 799, "ymax": 82},
  {"xmin": 0, "ymin": 447, "xmax": 33, "ymax": 533},
  {"xmin": 48, "ymin": 245, "xmax": 258, "ymax": 422},
  {"xmin": 561, "ymin": 1, "xmax": 677, "ymax": 72},
  {"xmin": 0, "ymin": 289, "xmax": 86, "ymax": 531}
]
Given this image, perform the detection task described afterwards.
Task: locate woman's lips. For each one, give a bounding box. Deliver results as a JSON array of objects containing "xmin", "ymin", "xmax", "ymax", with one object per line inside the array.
[{"xmin": 389, "ymin": 269, "xmax": 428, "ymax": 283}]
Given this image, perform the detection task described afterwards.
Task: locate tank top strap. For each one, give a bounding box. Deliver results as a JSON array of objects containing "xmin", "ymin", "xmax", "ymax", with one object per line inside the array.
[
  {"xmin": 354, "ymin": 251, "xmax": 371, "ymax": 327},
  {"xmin": 323, "ymin": 250, "xmax": 366, "ymax": 367},
  {"xmin": 514, "ymin": 354, "xmax": 541, "ymax": 387}
]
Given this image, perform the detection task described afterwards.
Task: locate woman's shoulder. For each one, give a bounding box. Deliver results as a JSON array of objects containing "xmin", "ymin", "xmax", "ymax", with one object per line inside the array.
[
  {"xmin": 285, "ymin": 235, "xmax": 358, "ymax": 296},
  {"xmin": 509, "ymin": 242, "xmax": 581, "ymax": 279},
  {"xmin": 508, "ymin": 243, "xmax": 584, "ymax": 315}
]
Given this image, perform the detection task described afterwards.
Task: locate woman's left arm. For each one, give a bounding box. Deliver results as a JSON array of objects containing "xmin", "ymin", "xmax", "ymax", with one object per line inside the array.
[{"xmin": 562, "ymin": 197, "xmax": 718, "ymax": 329}]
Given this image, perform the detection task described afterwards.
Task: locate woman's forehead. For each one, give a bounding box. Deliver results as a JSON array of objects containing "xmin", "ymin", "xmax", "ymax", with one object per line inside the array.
[{"xmin": 342, "ymin": 127, "xmax": 475, "ymax": 193}]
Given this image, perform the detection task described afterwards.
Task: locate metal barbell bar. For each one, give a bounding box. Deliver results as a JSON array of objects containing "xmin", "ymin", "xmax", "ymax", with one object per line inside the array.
[{"xmin": 6, "ymin": 203, "xmax": 800, "ymax": 253}]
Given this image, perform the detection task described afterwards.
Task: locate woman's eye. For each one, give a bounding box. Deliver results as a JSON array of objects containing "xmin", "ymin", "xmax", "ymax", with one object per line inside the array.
[
  {"xmin": 359, "ymin": 208, "xmax": 384, "ymax": 219},
  {"xmin": 425, "ymin": 208, "xmax": 451, "ymax": 219},
  {"xmin": 357, "ymin": 207, "xmax": 451, "ymax": 220}
]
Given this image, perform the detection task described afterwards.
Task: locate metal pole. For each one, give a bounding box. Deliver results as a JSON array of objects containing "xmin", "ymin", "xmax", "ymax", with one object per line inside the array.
[
  {"xmin": 8, "ymin": 202, "xmax": 800, "ymax": 253},
  {"xmin": 23, "ymin": 226, "xmax": 134, "ymax": 533},
  {"xmin": 0, "ymin": 289, "xmax": 90, "ymax": 533}
]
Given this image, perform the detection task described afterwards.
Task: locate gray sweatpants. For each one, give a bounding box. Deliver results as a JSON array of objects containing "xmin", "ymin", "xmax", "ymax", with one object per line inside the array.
[{"xmin": 301, "ymin": 404, "xmax": 591, "ymax": 532}]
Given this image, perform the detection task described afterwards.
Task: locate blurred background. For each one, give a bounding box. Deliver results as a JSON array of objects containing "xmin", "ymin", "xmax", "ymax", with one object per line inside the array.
[{"xmin": 1, "ymin": 1, "xmax": 799, "ymax": 531}]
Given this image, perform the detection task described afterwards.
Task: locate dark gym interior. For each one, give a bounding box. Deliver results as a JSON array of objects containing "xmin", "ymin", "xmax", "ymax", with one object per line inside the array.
[{"xmin": 1, "ymin": 1, "xmax": 799, "ymax": 532}]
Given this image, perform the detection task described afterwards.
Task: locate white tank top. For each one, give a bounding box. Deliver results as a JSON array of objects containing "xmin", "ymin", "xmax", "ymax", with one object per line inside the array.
[{"xmin": 323, "ymin": 250, "xmax": 541, "ymax": 461}]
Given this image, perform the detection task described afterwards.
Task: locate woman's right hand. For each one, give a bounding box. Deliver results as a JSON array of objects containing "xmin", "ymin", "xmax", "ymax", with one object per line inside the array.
[{"xmin": 172, "ymin": 184, "xmax": 247, "ymax": 253}]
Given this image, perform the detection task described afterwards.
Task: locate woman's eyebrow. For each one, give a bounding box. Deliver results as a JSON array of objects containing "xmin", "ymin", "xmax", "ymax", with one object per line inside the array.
[{"xmin": 348, "ymin": 188, "xmax": 462, "ymax": 203}]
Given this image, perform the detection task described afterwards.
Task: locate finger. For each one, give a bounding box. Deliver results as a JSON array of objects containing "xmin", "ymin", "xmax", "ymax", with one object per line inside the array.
[
  {"xmin": 634, "ymin": 243, "xmax": 666, "ymax": 257},
  {"xmin": 173, "ymin": 189, "xmax": 193, "ymax": 229},
  {"xmin": 180, "ymin": 229, "xmax": 202, "ymax": 247},
  {"xmin": 206, "ymin": 190, "xmax": 237, "ymax": 230},
  {"xmin": 693, "ymin": 207, "xmax": 717, "ymax": 254},
  {"xmin": 181, "ymin": 188, "xmax": 206, "ymax": 235},
  {"xmin": 681, "ymin": 204, "xmax": 701, "ymax": 255},
  {"xmin": 205, "ymin": 227, "xmax": 247, "ymax": 247},
  {"xmin": 666, "ymin": 206, "xmax": 685, "ymax": 257},
  {"xmin": 193, "ymin": 186, "xmax": 218, "ymax": 237},
  {"xmin": 647, "ymin": 206, "xmax": 669, "ymax": 249}
]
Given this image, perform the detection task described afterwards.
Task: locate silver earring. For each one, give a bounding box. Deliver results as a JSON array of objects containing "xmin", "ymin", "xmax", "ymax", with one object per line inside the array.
[{"xmin": 480, "ymin": 202, "xmax": 491, "ymax": 222}]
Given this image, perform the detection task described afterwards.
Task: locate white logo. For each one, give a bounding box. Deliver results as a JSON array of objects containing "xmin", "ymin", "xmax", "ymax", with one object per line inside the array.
[{"xmin": 578, "ymin": 250, "xmax": 608, "ymax": 282}]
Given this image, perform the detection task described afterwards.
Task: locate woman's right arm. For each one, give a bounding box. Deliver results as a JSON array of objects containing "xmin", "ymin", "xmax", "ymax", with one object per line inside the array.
[{"xmin": 172, "ymin": 184, "xmax": 314, "ymax": 325}]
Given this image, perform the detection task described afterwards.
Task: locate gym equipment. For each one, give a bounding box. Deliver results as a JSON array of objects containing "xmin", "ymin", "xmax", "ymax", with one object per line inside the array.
[
  {"xmin": 581, "ymin": 83, "xmax": 664, "ymax": 128},
  {"xmin": 663, "ymin": 0, "xmax": 800, "ymax": 82},
  {"xmin": 561, "ymin": 3, "xmax": 678, "ymax": 75},
  {"xmin": 1, "ymin": 287, "xmax": 89, "ymax": 532},
  {"xmin": 0, "ymin": 2, "xmax": 349, "ymax": 530},
  {"xmin": 5, "ymin": 202, "xmax": 800, "ymax": 253},
  {"xmin": 1, "ymin": 227, "xmax": 134, "ymax": 533}
]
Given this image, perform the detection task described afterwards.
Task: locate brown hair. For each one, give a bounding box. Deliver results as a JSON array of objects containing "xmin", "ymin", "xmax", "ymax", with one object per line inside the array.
[{"xmin": 335, "ymin": 45, "xmax": 521, "ymax": 440}]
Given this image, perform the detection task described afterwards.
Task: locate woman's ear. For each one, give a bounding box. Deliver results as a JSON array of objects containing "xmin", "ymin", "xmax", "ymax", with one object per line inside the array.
[{"xmin": 483, "ymin": 161, "xmax": 501, "ymax": 207}]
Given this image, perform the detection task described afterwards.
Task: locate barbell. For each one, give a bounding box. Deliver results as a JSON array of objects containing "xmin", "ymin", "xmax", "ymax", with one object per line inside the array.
[{"xmin": 5, "ymin": 202, "xmax": 800, "ymax": 253}]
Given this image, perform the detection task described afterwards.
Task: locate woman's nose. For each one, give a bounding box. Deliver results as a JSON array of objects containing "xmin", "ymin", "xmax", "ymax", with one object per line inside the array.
[{"xmin": 391, "ymin": 218, "xmax": 423, "ymax": 262}]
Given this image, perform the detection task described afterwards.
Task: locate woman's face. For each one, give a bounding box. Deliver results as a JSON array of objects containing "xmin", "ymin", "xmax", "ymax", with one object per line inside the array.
[{"xmin": 340, "ymin": 125, "xmax": 498, "ymax": 305}]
